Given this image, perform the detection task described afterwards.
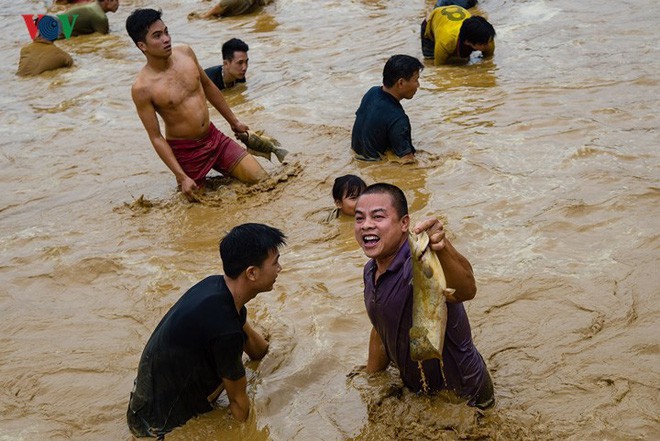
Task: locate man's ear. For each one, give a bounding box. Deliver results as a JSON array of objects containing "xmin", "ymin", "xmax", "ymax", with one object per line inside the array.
[
  {"xmin": 334, "ymin": 199, "xmax": 342, "ymax": 209},
  {"xmin": 245, "ymin": 265, "xmax": 259, "ymax": 282},
  {"xmin": 137, "ymin": 41, "xmax": 147, "ymax": 52},
  {"xmin": 401, "ymin": 214, "xmax": 410, "ymax": 231}
]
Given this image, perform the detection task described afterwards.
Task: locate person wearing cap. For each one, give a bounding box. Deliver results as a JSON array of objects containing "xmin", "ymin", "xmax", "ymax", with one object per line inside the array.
[{"xmin": 17, "ymin": 29, "xmax": 73, "ymax": 76}]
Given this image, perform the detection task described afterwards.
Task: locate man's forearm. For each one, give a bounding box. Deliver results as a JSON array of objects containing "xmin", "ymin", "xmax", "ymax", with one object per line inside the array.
[
  {"xmin": 438, "ymin": 240, "xmax": 476, "ymax": 302},
  {"xmin": 151, "ymin": 136, "xmax": 188, "ymax": 180}
]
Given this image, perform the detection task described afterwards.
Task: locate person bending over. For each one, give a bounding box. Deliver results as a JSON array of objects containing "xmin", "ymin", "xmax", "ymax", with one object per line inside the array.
[
  {"xmin": 127, "ymin": 223, "xmax": 285, "ymax": 438},
  {"xmin": 421, "ymin": 5, "xmax": 495, "ymax": 65}
]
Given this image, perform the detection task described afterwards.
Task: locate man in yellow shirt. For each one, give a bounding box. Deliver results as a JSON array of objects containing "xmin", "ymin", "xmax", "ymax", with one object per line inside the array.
[{"xmin": 421, "ymin": 5, "xmax": 495, "ymax": 65}]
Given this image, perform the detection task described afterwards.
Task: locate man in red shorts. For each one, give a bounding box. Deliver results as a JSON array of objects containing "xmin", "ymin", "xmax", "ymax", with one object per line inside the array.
[{"xmin": 126, "ymin": 8, "xmax": 267, "ymax": 201}]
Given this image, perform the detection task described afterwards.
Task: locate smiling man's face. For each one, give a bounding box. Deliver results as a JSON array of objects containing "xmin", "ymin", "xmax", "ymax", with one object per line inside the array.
[{"xmin": 354, "ymin": 192, "xmax": 409, "ymax": 263}]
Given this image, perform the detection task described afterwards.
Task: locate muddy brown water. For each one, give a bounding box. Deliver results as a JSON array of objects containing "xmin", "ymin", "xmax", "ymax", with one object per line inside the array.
[{"xmin": 1, "ymin": 0, "xmax": 658, "ymax": 439}]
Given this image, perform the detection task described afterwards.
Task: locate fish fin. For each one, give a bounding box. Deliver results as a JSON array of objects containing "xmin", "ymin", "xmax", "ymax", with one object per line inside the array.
[
  {"xmin": 273, "ymin": 147, "xmax": 289, "ymax": 163},
  {"xmin": 247, "ymin": 147, "xmax": 271, "ymax": 161}
]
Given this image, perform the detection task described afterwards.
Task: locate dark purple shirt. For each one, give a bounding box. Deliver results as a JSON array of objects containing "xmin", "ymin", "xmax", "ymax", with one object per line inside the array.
[{"xmin": 363, "ymin": 239, "xmax": 487, "ymax": 402}]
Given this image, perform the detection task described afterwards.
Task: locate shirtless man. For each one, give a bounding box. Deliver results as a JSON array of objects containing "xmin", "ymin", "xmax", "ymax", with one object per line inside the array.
[{"xmin": 126, "ymin": 8, "xmax": 266, "ymax": 200}]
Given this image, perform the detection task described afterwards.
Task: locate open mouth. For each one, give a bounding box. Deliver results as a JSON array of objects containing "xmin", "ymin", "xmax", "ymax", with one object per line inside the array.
[{"xmin": 362, "ymin": 234, "xmax": 379, "ymax": 246}]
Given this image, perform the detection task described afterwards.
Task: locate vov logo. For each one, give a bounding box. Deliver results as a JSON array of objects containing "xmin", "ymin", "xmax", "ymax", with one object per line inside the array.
[{"xmin": 22, "ymin": 14, "xmax": 79, "ymax": 41}]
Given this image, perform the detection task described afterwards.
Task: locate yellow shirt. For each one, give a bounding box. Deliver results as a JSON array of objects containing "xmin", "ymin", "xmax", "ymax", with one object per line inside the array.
[
  {"xmin": 17, "ymin": 40, "xmax": 73, "ymax": 76},
  {"xmin": 424, "ymin": 6, "xmax": 494, "ymax": 65}
]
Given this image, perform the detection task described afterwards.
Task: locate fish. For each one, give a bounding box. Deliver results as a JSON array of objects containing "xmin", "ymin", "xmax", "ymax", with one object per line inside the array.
[
  {"xmin": 408, "ymin": 229, "xmax": 454, "ymax": 361},
  {"xmin": 237, "ymin": 130, "xmax": 288, "ymax": 163}
]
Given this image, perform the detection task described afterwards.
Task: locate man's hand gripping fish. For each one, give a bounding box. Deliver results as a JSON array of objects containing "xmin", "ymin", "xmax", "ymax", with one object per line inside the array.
[
  {"xmin": 236, "ymin": 130, "xmax": 288, "ymax": 163},
  {"xmin": 408, "ymin": 230, "xmax": 455, "ymax": 361}
]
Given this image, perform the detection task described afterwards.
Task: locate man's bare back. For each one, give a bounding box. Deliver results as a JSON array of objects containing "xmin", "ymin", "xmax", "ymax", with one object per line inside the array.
[{"xmin": 132, "ymin": 46, "xmax": 211, "ymax": 140}]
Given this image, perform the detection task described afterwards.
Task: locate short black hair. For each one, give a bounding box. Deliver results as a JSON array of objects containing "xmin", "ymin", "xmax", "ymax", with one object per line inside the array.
[
  {"xmin": 332, "ymin": 175, "xmax": 367, "ymax": 202},
  {"xmin": 222, "ymin": 38, "xmax": 249, "ymax": 60},
  {"xmin": 220, "ymin": 223, "xmax": 286, "ymax": 279},
  {"xmin": 459, "ymin": 16, "xmax": 496, "ymax": 45},
  {"xmin": 382, "ymin": 55, "xmax": 424, "ymax": 88},
  {"xmin": 126, "ymin": 8, "xmax": 162, "ymax": 45},
  {"xmin": 359, "ymin": 183, "xmax": 408, "ymax": 219}
]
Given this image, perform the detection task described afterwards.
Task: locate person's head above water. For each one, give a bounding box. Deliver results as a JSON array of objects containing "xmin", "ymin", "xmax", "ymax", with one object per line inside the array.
[
  {"xmin": 459, "ymin": 16, "xmax": 496, "ymax": 50},
  {"xmin": 221, "ymin": 38, "xmax": 249, "ymax": 83},
  {"xmin": 332, "ymin": 174, "xmax": 367, "ymax": 216},
  {"xmin": 219, "ymin": 223, "xmax": 287, "ymax": 280},
  {"xmin": 126, "ymin": 8, "xmax": 163, "ymax": 47},
  {"xmin": 382, "ymin": 54, "xmax": 424, "ymax": 101}
]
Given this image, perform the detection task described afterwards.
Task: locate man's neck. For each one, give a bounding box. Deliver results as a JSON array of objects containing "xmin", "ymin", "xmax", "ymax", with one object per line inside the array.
[
  {"xmin": 146, "ymin": 54, "xmax": 172, "ymax": 72},
  {"xmin": 374, "ymin": 236, "xmax": 407, "ymax": 281},
  {"xmin": 381, "ymin": 85, "xmax": 402, "ymax": 102},
  {"xmin": 222, "ymin": 69, "xmax": 236, "ymax": 88},
  {"xmin": 223, "ymin": 275, "xmax": 254, "ymax": 313}
]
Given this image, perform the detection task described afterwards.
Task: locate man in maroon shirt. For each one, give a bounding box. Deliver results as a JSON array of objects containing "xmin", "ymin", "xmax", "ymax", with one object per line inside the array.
[{"xmin": 354, "ymin": 183, "xmax": 494, "ymax": 407}]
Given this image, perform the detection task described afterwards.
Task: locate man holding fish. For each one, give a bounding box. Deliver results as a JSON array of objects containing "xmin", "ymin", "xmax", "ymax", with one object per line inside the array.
[
  {"xmin": 126, "ymin": 9, "xmax": 269, "ymax": 201},
  {"xmin": 354, "ymin": 183, "xmax": 494, "ymax": 408}
]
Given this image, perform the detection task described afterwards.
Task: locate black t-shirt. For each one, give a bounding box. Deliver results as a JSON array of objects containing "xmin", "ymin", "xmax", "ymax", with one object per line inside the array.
[
  {"xmin": 204, "ymin": 65, "xmax": 246, "ymax": 90},
  {"xmin": 351, "ymin": 86, "xmax": 416, "ymax": 160},
  {"xmin": 129, "ymin": 275, "xmax": 247, "ymax": 433}
]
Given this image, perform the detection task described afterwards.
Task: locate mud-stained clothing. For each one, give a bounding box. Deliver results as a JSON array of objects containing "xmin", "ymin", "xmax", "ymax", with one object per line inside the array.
[
  {"xmin": 167, "ymin": 123, "xmax": 248, "ymax": 185},
  {"xmin": 61, "ymin": 1, "xmax": 109, "ymax": 36},
  {"xmin": 422, "ymin": 6, "xmax": 495, "ymax": 65},
  {"xmin": 204, "ymin": 64, "xmax": 246, "ymax": 90},
  {"xmin": 351, "ymin": 86, "xmax": 415, "ymax": 161},
  {"xmin": 16, "ymin": 40, "xmax": 73, "ymax": 76},
  {"xmin": 127, "ymin": 275, "xmax": 247, "ymax": 438},
  {"xmin": 362, "ymin": 240, "xmax": 494, "ymax": 407},
  {"xmin": 216, "ymin": 0, "xmax": 266, "ymax": 16}
]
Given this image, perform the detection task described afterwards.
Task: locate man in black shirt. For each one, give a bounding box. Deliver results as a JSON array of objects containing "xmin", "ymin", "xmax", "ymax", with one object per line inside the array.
[
  {"xmin": 204, "ymin": 38, "xmax": 249, "ymax": 91},
  {"xmin": 127, "ymin": 223, "xmax": 285, "ymax": 438},
  {"xmin": 351, "ymin": 55, "xmax": 423, "ymax": 163}
]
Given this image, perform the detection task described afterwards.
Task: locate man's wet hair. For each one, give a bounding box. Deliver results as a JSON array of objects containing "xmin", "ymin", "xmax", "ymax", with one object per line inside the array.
[
  {"xmin": 382, "ymin": 55, "xmax": 424, "ymax": 88},
  {"xmin": 459, "ymin": 16, "xmax": 496, "ymax": 45},
  {"xmin": 222, "ymin": 38, "xmax": 249, "ymax": 60},
  {"xmin": 435, "ymin": 0, "xmax": 477, "ymax": 8},
  {"xmin": 332, "ymin": 175, "xmax": 367, "ymax": 202},
  {"xmin": 359, "ymin": 183, "xmax": 409, "ymax": 219},
  {"xmin": 126, "ymin": 8, "xmax": 162, "ymax": 45},
  {"xmin": 220, "ymin": 223, "xmax": 286, "ymax": 279}
]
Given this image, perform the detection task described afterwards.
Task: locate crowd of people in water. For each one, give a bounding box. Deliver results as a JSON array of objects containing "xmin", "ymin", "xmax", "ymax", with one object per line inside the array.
[{"xmin": 17, "ymin": 1, "xmax": 498, "ymax": 438}]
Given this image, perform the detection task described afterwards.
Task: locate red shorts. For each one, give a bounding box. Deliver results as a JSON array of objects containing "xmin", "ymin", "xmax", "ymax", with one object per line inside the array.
[{"xmin": 168, "ymin": 123, "xmax": 248, "ymax": 185}]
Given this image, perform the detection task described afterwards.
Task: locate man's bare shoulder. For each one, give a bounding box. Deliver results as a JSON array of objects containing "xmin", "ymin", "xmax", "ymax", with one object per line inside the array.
[
  {"xmin": 131, "ymin": 66, "xmax": 153, "ymax": 102},
  {"xmin": 173, "ymin": 44, "xmax": 195, "ymax": 58}
]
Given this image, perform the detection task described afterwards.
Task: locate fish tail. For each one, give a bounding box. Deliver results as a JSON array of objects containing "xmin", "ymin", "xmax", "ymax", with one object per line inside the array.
[{"xmin": 274, "ymin": 147, "xmax": 289, "ymax": 163}]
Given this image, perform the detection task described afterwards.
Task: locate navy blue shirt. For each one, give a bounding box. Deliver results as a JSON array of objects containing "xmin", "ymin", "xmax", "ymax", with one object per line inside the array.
[
  {"xmin": 204, "ymin": 65, "xmax": 246, "ymax": 90},
  {"xmin": 351, "ymin": 86, "xmax": 416, "ymax": 160},
  {"xmin": 363, "ymin": 240, "xmax": 487, "ymax": 402}
]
